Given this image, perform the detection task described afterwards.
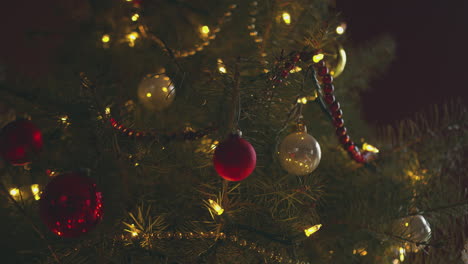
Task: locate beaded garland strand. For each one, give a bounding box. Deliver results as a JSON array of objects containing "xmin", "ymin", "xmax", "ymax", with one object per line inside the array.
[
  {"xmin": 269, "ymin": 51, "xmax": 373, "ymax": 163},
  {"xmin": 124, "ymin": 230, "xmax": 310, "ymax": 264}
]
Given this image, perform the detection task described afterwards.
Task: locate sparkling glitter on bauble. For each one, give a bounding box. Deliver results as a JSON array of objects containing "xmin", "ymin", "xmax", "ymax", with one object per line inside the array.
[
  {"xmin": 137, "ymin": 73, "xmax": 175, "ymax": 111},
  {"xmin": 393, "ymin": 214, "xmax": 431, "ymax": 252},
  {"xmin": 213, "ymin": 133, "xmax": 256, "ymax": 182},
  {"xmin": 278, "ymin": 126, "xmax": 321, "ymax": 176},
  {"xmin": 39, "ymin": 172, "xmax": 103, "ymax": 238},
  {"xmin": 0, "ymin": 119, "xmax": 43, "ymax": 166}
]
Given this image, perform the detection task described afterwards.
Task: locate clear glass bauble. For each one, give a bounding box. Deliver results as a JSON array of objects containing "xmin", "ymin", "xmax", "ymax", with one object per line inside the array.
[
  {"xmin": 322, "ymin": 42, "xmax": 347, "ymax": 78},
  {"xmin": 137, "ymin": 73, "xmax": 175, "ymax": 111},
  {"xmin": 278, "ymin": 131, "xmax": 321, "ymax": 176},
  {"xmin": 393, "ymin": 215, "xmax": 431, "ymax": 252}
]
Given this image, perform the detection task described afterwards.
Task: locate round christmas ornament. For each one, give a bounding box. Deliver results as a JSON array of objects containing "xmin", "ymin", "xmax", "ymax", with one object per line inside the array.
[
  {"xmin": 319, "ymin": 42, "xmax": 346, "ymax": 78},
  {"xmin": 137, "ymin": 72, "xmax": 175, "ymax": 111},
  {"xmin": 0, "ymin": 119, "xmax": 43, "ymax": 166},
  {"xmin": 393, "ymin": 215, "xmax": 431, "ymax": 252},
  {"xmin": 278, "ymin": 125, "xmax": 321, "ymax": 176},
  {"xmin": 213, "ymin": 133, "xmax": 256, "ymax": 181},
  {"xmin": 39, "ymin": 172, "xmax": 103, "ymax": 238}
]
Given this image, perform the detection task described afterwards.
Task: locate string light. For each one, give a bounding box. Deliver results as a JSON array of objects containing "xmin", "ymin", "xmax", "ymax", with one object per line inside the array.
[
  {"xmin": 200, "ymin": 25, "xmax": 210, "ymax": 37},
  {"xmin": 131, "ymin": 13, "xmax": 140, "ymax": 21},
  {"xmin": 146, "ymin": 92, "xmax": 152, "ymax": 98},
  {"xmin": 362, "ymin": 143, "xmax": 379, "ymax": 153},
  {"xmin": 290, "ymin": 66, "xmax": 302, "ymax": 73},
  {"xmin": 126, "ymin": 32, "xmax": 139, "ymax": 47},
  {"xmin": 207, "ymin": 199, "xmax": 224, "ymax": 215},
  {"xmin": 312, "ymin": 53, "xmax": 324, "ymax": 63},
  {"xmin": 217, "ymin": 59, "xmax": 227, "ymax": 74},
  {"xmin": 9, "ymin": 188, "xmax": 19, "ymax": 197},
  {"xmin": 101, "ymin": 34, "xmax": 110, "ymax": 43},
  {"xmin": 105, "ymin": 107, "xmax": 111, "ymax": 115},
  {"xmin": 31, "ymin": 184, "xmax": 41, "ymax": 200},
  {"xmin": 353, "ymin": 248, "xmax": 368, "ymax": 256},
  {"xmin": 304, "ymin": 224, "xmax": 322, "ymax": 237},
  {"xmin": 336, "ymin": 23, "xmax": 347, "ymax": 35},
  {"xmin": 297, "ymin": 97, "xmax": 308, "ymax": 104},
  {"xmin": 282, "ymin": 12, "xmax": 291, "ymax": 25},
  {"xmin": 399, "ymin": 247, "xmax": 405, "ymax": 262}
]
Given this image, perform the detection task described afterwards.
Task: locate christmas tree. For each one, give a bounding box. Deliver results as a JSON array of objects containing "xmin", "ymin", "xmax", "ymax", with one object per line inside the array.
[{"xmin": 0, "ymin": 0, "xmax": 466, "ymax": 263}]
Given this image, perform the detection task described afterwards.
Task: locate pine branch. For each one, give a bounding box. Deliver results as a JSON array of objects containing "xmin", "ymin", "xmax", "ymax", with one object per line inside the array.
[{"xmin": 0, "ymin": 182, "xmax": 61, "ymax": 263}]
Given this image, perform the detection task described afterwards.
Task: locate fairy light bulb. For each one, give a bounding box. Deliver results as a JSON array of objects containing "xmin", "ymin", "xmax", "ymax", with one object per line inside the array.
[
  {"xmin": 131, "ymin": 13, "xmax": 140, "ymax": 21},
  {"xmin": 313, "ymin": 53, "xmax": 324, "ymax": 63},
  {"xmin": 200, "ymin": 25, "xmax": 210, "ymax": 37},
  {"xmin": 217, "ymin": 59, "xmax": 227, "ymax": 74},
  {"xmin": 336, "ymin": 23, "xmax": 347, "ymax": 35},
  {"xmin": 362, "ymin": 143, "xmax": 379, "ymax": 153},
  {"xmin": 9, "ymin": 188, "xmax": 19, "ymax": 197},
  {"xmin": 101, "ymin": 34, "xmax": 110, "ymax": 43},
  {"xmin": 304, "ymin": 224, "xmax": 322, "ymax": 237},
  {"xmin": 399, "ymin": 247, "xmax": 405, "ymax": 262},
  {"xmin": 127, "ymin": 32, "xmax": 139, "ymax": 47},
  {"xmin": 297, "ymin": 97, "xmax": 308, "ymax": 104},
  {"xmin": 208, "ymin": 199, "xmax": 224, "ymax": 215},
  {"xmin": 31, "ymin": 184, "xmax": 41, "ymax": 200},
  {"xmin": 282, "ymin": 12, "xmax": 291, "ymax": 25}
]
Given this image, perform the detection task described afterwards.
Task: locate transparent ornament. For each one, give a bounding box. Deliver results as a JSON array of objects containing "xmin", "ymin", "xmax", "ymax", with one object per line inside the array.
[
  {"xmin": 393, "ymin": 215, "xmax": 431, "ymax": 252},
  {"xmin": 321, "ymin": 42, "xmax": 347, "ymax": 78},
  {"xmin": 278, "ymin": 126, "xmax": 321, "ymax": 175},
  {"xmin": 137, "ymin": 73, "xmax": 175, "ymax": 111}
]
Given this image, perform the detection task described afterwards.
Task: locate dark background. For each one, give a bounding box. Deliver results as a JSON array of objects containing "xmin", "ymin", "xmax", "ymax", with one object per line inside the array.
[
  {"xmin": 337, "ymin": 0, "xmax": 468, "ymax": 123},
  {"xmin": 1, "ymin": 0, "xmax": 467, "ymax": 124}
]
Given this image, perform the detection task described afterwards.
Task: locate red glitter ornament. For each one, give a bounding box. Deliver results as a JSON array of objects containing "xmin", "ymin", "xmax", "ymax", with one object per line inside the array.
[
  {"xmin": 0, "ymin": 119, "xmax": 43, "ymax": 166},
  {"xmin": 39, "ymin": 172, "xmax": 103, "ymax": 238},
  {"xmin": 213, "ymin": 134, "xmax": 256, "ymax": 181}
]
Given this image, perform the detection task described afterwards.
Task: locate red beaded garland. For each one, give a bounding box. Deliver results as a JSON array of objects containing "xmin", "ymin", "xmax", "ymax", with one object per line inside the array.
[
  {"xmin": 314, "ymin": 60, "xmax": 370, "ymax": 163},
  {"xmin": 323, "ymin": 84, "xmax": 334, "ymax": 94},
  {"xmin": 336, "ymin": 127, "xmax": 347, "ymax": 137},
  {"xmin": 330, "ymin": 102, "xmax": 340, "ymax": 112},
  {"xmin": 332, "ymin": 109, "xmax": 343, "ymax": 118},
  {"xmin": 339, "ymin": 135, "xmax": 350, "ymax": 144},
  {"xmin": 322, "ymin": 74, "xmax": 333, "ymax": 84},
  {"xmin": 317, "ymin": 67, "xmax": 329, "ymax": 76},
  {"xmin": 333, "ymin": 117, "xmax": 344, "ymax": 128},
  {"xmin": 324, "ymin": 94, "xmax": 335, "ymax": 105}
]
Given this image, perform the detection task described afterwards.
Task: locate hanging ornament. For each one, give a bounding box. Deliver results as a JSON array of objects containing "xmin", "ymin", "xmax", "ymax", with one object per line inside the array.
[
  {"xmin": 0, "ymin": 119, "xmax": 43, "ymax": 166},
  {"xmin": 393, "ymin": 215, "xmax": 431, "ymax": 252},
  {"xmin": 137, "ymin": 72, "xmax": 175, "ymax": 111},
  {"xmin": 278, "ymin": 124, "xmax": 321, "ymax": 176},
  {"xmin": 213, "ymin": 133, "xmax": 256, "ymax": 181},
  {"xmin": 316, "ymin": 42, "xmax": 346, "ymax": 78},
  {"xmin": 39, "ymin": 172, "xmax": 103, "ymax": 238}
]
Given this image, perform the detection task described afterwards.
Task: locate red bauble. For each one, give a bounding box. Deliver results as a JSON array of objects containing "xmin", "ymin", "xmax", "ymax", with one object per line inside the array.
[
  {"xmin": 39, "ymin": 172, "xmax": 103, "ymax": 238},
  {"xmin": 213, "ymin": 134, "xmax": 256, "ymax": 181},
  {"xmin": 0, "ymin": 119, "xmax": 43, "ymax": 166}
]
